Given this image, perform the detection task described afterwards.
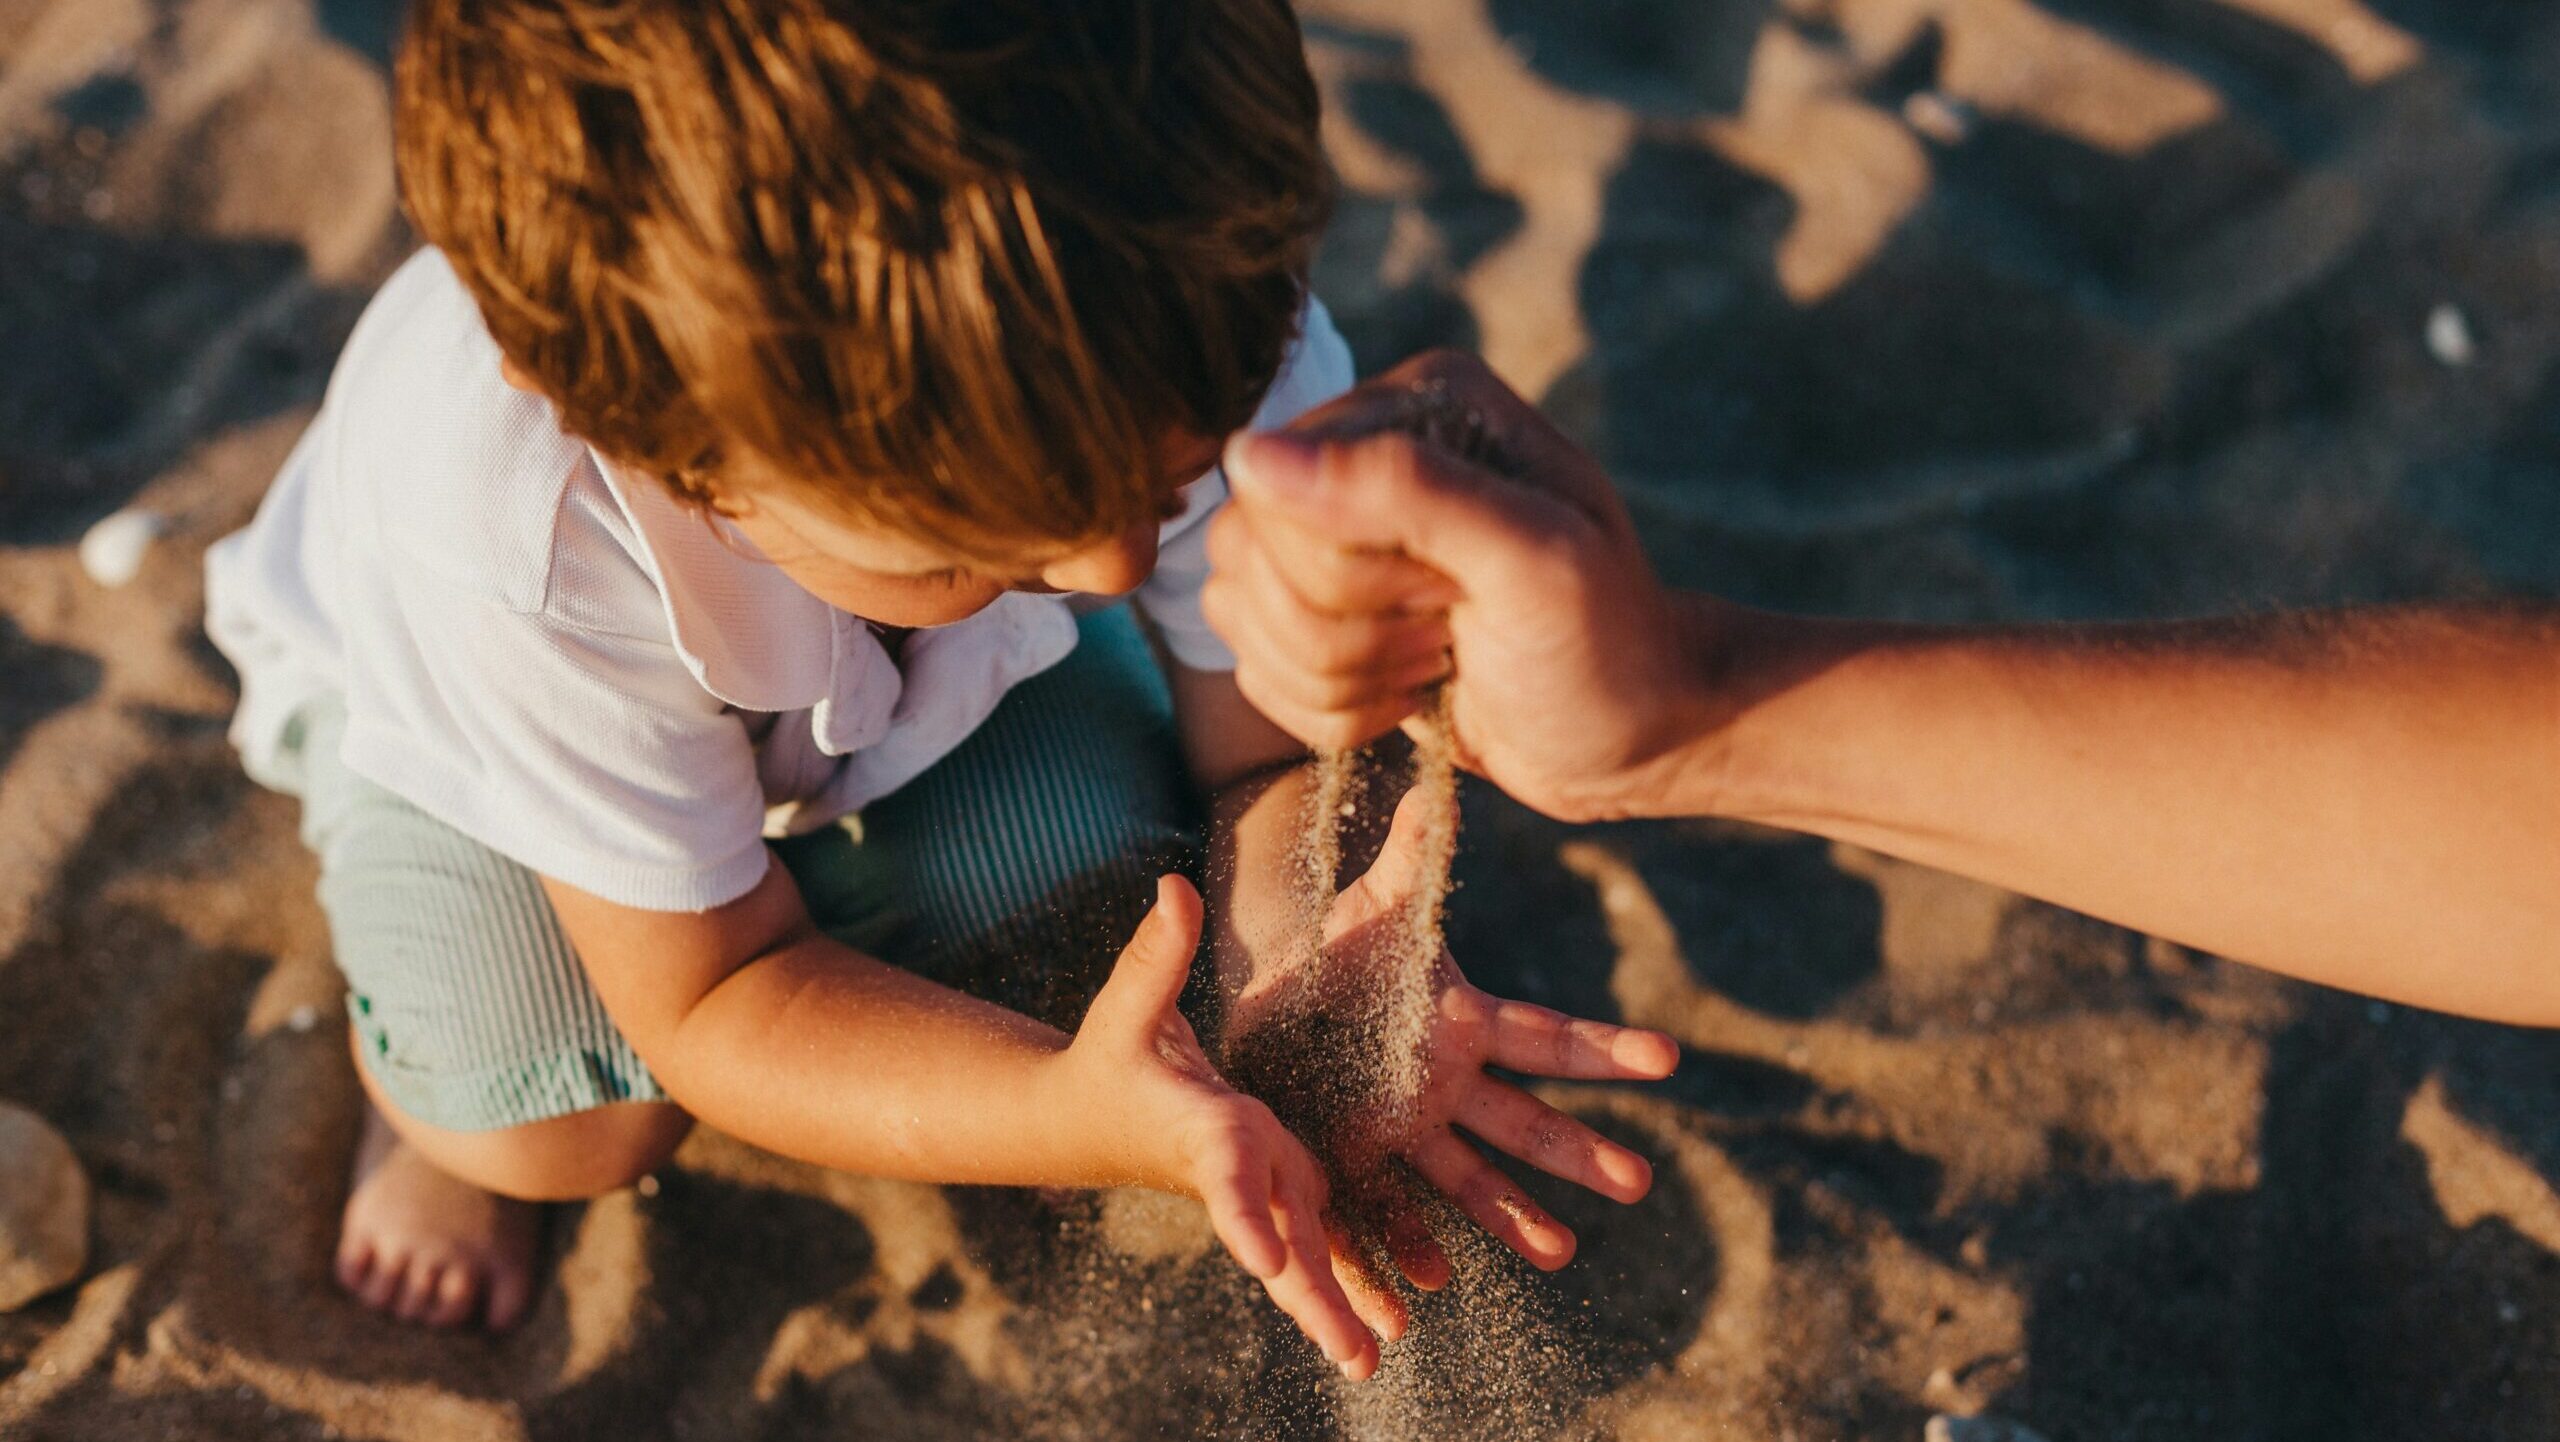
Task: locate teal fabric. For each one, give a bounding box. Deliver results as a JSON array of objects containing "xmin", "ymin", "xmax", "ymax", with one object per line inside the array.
[{"xmin": 286, "ymin": 606, "xmax": 1197, "ymax": 1133}]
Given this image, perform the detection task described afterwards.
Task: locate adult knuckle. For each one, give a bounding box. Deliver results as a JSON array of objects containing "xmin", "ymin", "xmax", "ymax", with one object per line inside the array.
[
  {"xmin": 1204, "ymin": 506, "xmax": 1240, "ymax": 561},
  {"xmin": 1306, "ymin": 618, "xmax": 1375, "ymax": 672},
  {"xmin": 1313, "ymin": 714, "xmax": 1370, "ymax": 751},
  {"xmin": 1199, "ymin": 576, "xmax": 1235, "ymax": 629},
  {"xmin": 1311, "ymin": 671, "xmax": 1383, "ymax": 710}
]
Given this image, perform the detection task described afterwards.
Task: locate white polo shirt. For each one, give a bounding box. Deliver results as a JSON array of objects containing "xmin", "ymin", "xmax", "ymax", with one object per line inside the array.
[{"xmin": 205, "ymin": 249, "xmax": 1352, "ymax": 912}]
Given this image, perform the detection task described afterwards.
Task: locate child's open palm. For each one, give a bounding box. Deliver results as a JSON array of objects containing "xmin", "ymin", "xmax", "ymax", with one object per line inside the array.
[{"xmin": 1056, "ymin": 875, "xmax": 1401, "ymax": 1378}]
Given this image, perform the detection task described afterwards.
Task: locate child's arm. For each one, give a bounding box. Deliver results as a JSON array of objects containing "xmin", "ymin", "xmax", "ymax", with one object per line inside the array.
[{"xmin": 540, "ymin": 864, "xmax": 1387, "ymax": 1378}]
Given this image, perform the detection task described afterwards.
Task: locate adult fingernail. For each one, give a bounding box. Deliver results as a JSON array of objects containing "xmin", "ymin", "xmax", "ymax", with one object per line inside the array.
[{"xmin": 1225, "ymin": 431, "xmax": 1323, "ymax": 489}]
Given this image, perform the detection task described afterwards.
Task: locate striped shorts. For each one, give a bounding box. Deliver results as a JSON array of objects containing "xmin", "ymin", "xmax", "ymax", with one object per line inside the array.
[{"xmin": 283, "ymin": 607, "xmax": 1198, "ymax": 1133}]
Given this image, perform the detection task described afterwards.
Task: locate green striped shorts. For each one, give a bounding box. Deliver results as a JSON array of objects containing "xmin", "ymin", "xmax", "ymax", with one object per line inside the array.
[{"xmin": 284, "ymin": 607, "xmax": 1198, "ymax": 1133}]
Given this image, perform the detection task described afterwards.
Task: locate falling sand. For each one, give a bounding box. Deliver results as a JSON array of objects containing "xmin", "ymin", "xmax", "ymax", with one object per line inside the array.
[{"xmin": 1222, "ymin": 694, "xmax": 1606, "ymax": 1440}]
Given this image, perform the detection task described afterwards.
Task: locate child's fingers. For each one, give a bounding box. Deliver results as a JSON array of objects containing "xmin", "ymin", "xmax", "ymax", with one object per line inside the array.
[
  {"xmin": 1077, "ymin": 875, "xmax": 1204, "ymax": 1049},
  {"xmin": 1263, "ymin": 1174, "xmax": 1378, "ymax": 1377},
  {"xmin": 1406, "ymin": 1126, "xmax": 1577, "ymax": 1270},
  {"xmin": 1381, "ymin": 1201, "xmax": 1452, "ymax": 1292},
  {"xmin": 1199, "ymin": 1150, "xmax": 1285, "ymax": 1280},
  {"xmin": 1458, "ymin": 1078, "xmax": 1653, "ymax": 1204},
  {"xmin": 1325, "ymin": 1216, "xmax": 1410, "ymax": 1343},
  {"xmin": 1482, "ymin": 999, "xmax": 1680, "ymax": 1080}
]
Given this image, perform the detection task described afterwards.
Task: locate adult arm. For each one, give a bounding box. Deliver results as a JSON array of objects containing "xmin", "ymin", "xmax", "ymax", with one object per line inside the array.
[{"xmin": 1203, "ymin": 351, "xmax": 2560, "ymax": 1025}]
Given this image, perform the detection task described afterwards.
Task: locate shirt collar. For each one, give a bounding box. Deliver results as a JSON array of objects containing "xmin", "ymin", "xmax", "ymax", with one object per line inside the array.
[{"xmin": 591, "ymin": 459, "xmax": 1089, "ymax": 756}]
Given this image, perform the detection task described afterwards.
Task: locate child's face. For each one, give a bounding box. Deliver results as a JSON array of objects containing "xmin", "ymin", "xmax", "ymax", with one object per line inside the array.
[{"xmin": 721, "ymin": 430, "xmax": 1228, "ymax": 628}]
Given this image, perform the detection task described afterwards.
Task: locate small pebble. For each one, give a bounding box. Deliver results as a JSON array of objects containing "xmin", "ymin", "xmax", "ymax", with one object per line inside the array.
[
  {"xmin": 77, "ymin": 509, "xmax": 164, "ymax": 588},
  {"xmin": 286, "ymin": 1004, "xmax": 321, "ymax": 1034},
  {"xmin": 2426, "ymin": 303, "xmax": 2476, "ymax": 366},
  {"xmin": 1903, "ymin": 91, "xmax": 1976, "ymax": 145},
  {"xmin": 1926, "ymin": 1415, "xmax": 2052, "ymax": 1442},
  {"xmin": 0, "ymin": 1102, "xmax": 89, "ymax": 1311}
]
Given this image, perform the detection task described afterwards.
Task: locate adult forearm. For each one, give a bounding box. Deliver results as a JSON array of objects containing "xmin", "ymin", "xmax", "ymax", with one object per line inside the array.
[{"xmin": 1701, "ymin": 602, "xmax": 2560, "ymax": 1022}]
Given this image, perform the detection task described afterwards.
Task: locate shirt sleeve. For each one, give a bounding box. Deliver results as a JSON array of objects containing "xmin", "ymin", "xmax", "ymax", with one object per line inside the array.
[
  {"xmin": 1134, "ymin": 294, "xmax": 1357, "ymax": 673},
  {"xmin": 335, "ymin": 574, "xmax": 773, "ymax": 913}
]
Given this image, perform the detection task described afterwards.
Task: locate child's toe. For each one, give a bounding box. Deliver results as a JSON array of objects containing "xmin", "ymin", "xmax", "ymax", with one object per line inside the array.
[
  {"xmin": 333, "ymin": 1239, "xmax": 376, "ymax": 1296},
  {"xmin": 425, "ymin": 1263, "xmax": 480, "ymax": 1328},
  {"xmin": 395, "ymin": 1260, "xmax": 447, "ymax": 1321},
  {"xmin": 484, "ymin": 1261, "xmax": 533, "ymax": 1332},
  {"xmin": 357, "ymin": 1250, "xmax": 410, "ymax": 1311}
]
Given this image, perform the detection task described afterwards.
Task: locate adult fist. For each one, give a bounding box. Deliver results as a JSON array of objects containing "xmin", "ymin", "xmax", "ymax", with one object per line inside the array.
[{"xmin": 1204, "ymin": 350, "xmax": 1728, "ymax": 823}]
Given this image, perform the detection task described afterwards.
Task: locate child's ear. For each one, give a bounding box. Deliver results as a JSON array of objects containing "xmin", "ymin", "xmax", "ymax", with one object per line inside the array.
[{"xmin": 498, "ymin": 357, "xmax": 540, "ymax": 393}]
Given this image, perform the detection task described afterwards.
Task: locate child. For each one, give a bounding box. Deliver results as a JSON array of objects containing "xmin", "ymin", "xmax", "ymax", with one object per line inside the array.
[{"xmin": 205, "ymin": 0, "xmax": 1676, "ymax": 1380}]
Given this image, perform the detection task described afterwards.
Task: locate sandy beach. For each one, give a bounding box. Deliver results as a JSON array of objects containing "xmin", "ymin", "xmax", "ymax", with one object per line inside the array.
[{"xmin": 5, "ymin": 0, "xmax": 2560, "ymax": 1437}]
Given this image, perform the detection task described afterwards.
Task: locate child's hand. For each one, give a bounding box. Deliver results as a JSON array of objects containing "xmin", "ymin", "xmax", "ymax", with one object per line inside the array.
[
  {"xmin": 1232, "ymin": 790, "xmax": 1682, "ymax": 1284},
  {"xmin": 1054, "ymin": 875, "xmax": 1402, "ymax": 1379}
]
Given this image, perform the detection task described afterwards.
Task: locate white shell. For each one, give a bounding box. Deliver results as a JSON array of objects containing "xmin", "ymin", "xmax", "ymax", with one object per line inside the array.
[
  {"xmin": 2426, "ymin": 303, "xmax": 2476, "ymax": 367},
  {"xmin": 0, "ymin": 1102, "xmax": 88, "ymax": 1311},
  {"xmin": 77, "ymin": 509, "xmax": 165, "ymax": 589}
]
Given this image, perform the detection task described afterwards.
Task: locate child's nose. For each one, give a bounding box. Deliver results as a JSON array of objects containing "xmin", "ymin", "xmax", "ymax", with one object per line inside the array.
[{"xmin": 1039, "ymin": 524, "xmax": 1158, "ymax": 597}]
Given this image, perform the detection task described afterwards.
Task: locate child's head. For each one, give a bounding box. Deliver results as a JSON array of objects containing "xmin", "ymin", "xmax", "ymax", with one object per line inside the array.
[{"xmin": 395, "ymin": 0, "xmax": 1332, "ymax": 625}]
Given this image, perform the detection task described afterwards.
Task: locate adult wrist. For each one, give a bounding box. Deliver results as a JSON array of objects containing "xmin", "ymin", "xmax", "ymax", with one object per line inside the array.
[{"xmin": 1648, "ymin": 601, "xmax": 1848, "ymax": 825}]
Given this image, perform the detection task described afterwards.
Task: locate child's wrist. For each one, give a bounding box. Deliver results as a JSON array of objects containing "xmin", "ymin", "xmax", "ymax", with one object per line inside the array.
[{"xmin": 1028, "ymin": 1045, "xmax": 1192, "ymax": 1195}]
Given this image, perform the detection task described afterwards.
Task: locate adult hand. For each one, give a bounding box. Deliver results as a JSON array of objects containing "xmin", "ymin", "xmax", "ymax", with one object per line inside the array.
[{"xmin": 1204, "ymin": 350, "xmax": 1733, "ymax": 822}]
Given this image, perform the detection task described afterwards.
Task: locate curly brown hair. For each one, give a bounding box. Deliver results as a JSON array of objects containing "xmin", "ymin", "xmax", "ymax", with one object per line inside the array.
[{"xmin": 394, "ymin": 0, "xmax": 1332, "ymax": 562}]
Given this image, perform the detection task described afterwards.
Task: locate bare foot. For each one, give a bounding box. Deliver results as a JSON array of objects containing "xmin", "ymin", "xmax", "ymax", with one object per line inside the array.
[{"xmin": 336, "ymin": 1098, "xmax": 540, "ymax": 1330}]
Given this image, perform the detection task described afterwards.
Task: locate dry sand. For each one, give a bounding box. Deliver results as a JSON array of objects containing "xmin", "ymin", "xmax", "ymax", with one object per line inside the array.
[{"xmin": 7, "ymin": 0, "xmax": 2560, "ymax": 1437}]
